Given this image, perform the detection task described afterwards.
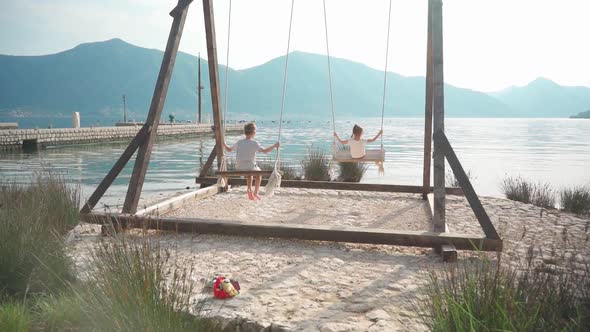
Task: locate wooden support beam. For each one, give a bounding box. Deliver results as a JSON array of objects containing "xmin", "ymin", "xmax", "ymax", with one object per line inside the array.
[
  {"xmin": 198, "ymin": 146, "xmax": 217, "ymax": 178},
  {"xmin": 82, "ymin": 213, "xmax": 502, "ymax": 252},
  {"xmin": 441, "ymin": 244, "xmax": 458, "ymax": 262},
  {"xmin": 436, "ymin": 132, "xmax": 501, "ymax": 240},
  {"xmin": 422, "ymin": 0, "xmax": 434, "ymax": 200},
  {"xmin": 135, "ymin": 185, "xmax": 219, "ymax": 216},
  {"xmin": 202, "ymin": 0, "xmax": 225, "ymax": 168},
  {"xmin": 122, "ymin": 0, "xmax": 192, "ymax": 214},
  {"xmin": 431, "ymin": 0, "xmax": 446, "ymax": 232},
  {"xmin": 195, "ymin": 178, "xmax": 464, "ymax": 195},
  {"xmin": 216, "ymin": 171, "xmax": 274, "ymax": 177},
  {"xmin": 80, "ymin": 125, "xmax": 149, "ymax": 213}
]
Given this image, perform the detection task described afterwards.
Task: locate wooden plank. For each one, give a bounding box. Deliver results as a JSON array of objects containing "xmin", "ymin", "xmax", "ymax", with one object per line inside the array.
[
  {"xmin": 333, "ymin": 149, "xmax": 385, "ymax": 163},
  {"xmin": 198, "ymin": 146, "xmax": 217, "ymax": 178},
  {"xmin": 431, "ymin": 0, "xmax": 445, "ymax": 232},
  {"xmin": 216, "ymin": 170, "xmax": 274, "ymax": 177},
  {"xmin": 203, "ymin": 0, "xmax": 225, "ymax": 168},
  {"xmin": 83, "ymin": 213, "xmax": 502, "ymax": 251},
  {"xmin": 135, "ymin": 186, "xmax": 219, "ymax": 216},
  {"xmin": 80, "ymin": 125, "xmax": 149, "ymax": 213},
  {"xmin": 122, "ymin": 0, "xmax": 192, "ymax": 214},
  {"xmin": 422, "ymin": 0, "xmax": 434, "ymax": 200},
  {"xmin": 437, "ymin": 132, "xmax": 501, "ymax": 240},
  {"xmin": 195, "ymin": 177, "xmax": 464, "ymax": 195}
]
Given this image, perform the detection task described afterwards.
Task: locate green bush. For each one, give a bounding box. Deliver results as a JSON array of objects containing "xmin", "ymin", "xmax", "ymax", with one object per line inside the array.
[
  {"xmin": 500, "ymin": 176, "xmax": 556, "ymax": 209},
  {"xmin": 560, "ymin": 185, "xmax": 590, "ymax": 216},
  {"xmin": 421, "ymin": 254, "xmax": 590, "ymax": 331},
  {"xmin": 0, "ymin": 176, "xmax": 79, "ymax": 298},
  {"xmin": 0, "ymin": 302, "xmax": 32, "ymax": 332},
  {"xmin": 302, "ymin": 147, "xmax": 331, "ymax": 181}
]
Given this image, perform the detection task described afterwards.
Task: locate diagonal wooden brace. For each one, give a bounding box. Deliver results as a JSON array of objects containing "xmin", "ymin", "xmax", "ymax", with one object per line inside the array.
[{"xmin": 80, "ymin": 125, "xmax": 150, "ymax": 213}]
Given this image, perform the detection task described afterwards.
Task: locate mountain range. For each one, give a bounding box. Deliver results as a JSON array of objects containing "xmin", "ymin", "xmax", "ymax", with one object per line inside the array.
[{"xmin": 1, "ymin": 38, "xmax": 589, "ymax": 120}]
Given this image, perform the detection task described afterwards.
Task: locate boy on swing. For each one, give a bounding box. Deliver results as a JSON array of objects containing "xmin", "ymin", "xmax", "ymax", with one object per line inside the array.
[{"xmin": 224, "ymin": 122, "xmax": 280, "ymax": 200}]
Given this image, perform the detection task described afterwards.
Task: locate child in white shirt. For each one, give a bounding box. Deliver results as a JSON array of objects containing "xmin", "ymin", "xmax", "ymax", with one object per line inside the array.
[
  {"xmin": 224, "ymin": 122, "xmax": 280, "ymax": 200},
  {"xmin": 334, "ymin": 124, "xmax": 382, "ymax": 158}
]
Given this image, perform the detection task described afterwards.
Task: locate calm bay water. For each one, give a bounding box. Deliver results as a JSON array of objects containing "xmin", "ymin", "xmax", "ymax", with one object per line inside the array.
[{"xmin": 1, "ymin": 118, "xmax": 588, "ymax": 209}]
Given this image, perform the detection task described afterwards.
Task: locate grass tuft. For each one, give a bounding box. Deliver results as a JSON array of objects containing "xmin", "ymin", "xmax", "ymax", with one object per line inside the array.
[
  {"xmin": 445, "ymin": 169, "xmax": 476, "ymax": 188},
  {"xmin": 75, "ymin": 235, "xmax": 209, "ymax": 331},
  {"xmin": 258, "ymin": 160, "xmax": 301, "ymax": 180},
  {"xmin": 337, "ymin": 162, "xmax": 368, "ymax": 182},
  {"xmin": 0, "ymin": 175, "xmax": 79, "ymax": 298},
  {"xmin": 560, "ymin": 185, "xmax": 590, "ymax": 216},
  {"xmin": 500, "ymin": 176, "xmax": 556, "ymax": 209},
  {"xmin": 0, "ymin": 302, "xmax": 31, "ymax": 332},
  {"xmin": 421, "ymin": 253, "xmax": 590, "ymax": 331},
  {"xmin": 301, "ymin": 147, "xmax": 332, "ymax": 181}
]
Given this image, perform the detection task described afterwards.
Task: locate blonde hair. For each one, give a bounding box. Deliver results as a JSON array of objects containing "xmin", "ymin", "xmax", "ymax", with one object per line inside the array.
[{"xmin": 244, "ymin": 122, "xmax": 256, "ymax": 135}]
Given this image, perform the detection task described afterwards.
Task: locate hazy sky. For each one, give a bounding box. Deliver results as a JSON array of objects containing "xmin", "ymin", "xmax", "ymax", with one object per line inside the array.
[{"xmin": 1, "ymin": 0, "xmax": 589, "ymax": 91}]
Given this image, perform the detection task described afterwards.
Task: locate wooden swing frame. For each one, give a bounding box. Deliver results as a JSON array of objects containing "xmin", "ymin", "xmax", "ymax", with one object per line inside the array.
[{"xmin": 80, "ymin": 0, "xmax": 502, "ymax": 262}]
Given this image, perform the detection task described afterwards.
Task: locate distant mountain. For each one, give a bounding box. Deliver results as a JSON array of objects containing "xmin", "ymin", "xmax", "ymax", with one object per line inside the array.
[
  {"xmin": 1, "ymin": 39, "xmax": 588, "ymax": 120},
  {"xmin": 492, "ymin": 78, "xmax": 590, "ymax": 118},
  {"xmin": 570, "ymin": 110, "xmax": 590, "ymax": 119}
]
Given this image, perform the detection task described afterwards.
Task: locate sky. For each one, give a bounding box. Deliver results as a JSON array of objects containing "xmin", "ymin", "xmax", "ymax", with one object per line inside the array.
[{"xmin": 1, "ymin": 0, "xmax": 589, "ymax": 92}]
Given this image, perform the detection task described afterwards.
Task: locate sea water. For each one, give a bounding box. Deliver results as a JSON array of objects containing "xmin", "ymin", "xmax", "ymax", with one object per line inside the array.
[{"xmin": 0, "ymin": 118, "xmax": 588, "ymax": 209}]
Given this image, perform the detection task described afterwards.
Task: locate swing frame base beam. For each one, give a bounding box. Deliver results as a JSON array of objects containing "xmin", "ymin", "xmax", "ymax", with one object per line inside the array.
[
  {"xmin": 216, "ymin": 170, "xmax": 275, "ymax": 177},
  {"xmin": 82, "ymin": 212, "xmax": 502, "ymax": 252},
  {"xmin": 194, "ymin": 177, "xmax": 464, "ymax": 195}
]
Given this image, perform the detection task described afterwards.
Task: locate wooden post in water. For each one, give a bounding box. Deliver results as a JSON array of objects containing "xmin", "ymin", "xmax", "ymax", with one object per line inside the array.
[
  {"xmin": 202, "ymin": 0, "xmax": 225, "ymax": 169},
  {"xmin": 422, "ymin": 0, "xmax": 434, "ymax": 200},
  {"xmin": 197, "ymin": 53, "xmax": 204, "ymax": 124},
  {"xmin": 431, "ymin": 0, "xmax": 446, "ymax": 232},
  {"xmin": 122, "ymin": 0, "xmax": 193, "ymax": 214}
]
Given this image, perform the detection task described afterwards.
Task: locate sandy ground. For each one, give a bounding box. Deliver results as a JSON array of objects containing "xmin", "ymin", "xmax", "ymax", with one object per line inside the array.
[{"xmin": 69, "ymin": 187, "xmax": 590, "ymax": 331}]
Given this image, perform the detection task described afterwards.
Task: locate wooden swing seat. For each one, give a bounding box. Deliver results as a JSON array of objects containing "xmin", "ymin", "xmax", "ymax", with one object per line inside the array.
[{"xmin": 333, "ymin": 149, "xmax": 385, "ymax": 163}]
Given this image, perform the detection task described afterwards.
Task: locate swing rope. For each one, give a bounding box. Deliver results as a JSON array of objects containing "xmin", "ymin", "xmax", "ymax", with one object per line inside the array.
[
  {"xmin": 266, "ymin": 0, "xmax": 295, "ymax": 196},
  {"xmin": 380, "ymin": 0, "xmax": 393, "ymax": 150},
  {"xmin": 276, "ymin": 0, "xmax": 295, "ymax": 165},
  {"xmin": 217, "ymin": 0, "xmax": 233, "ymax": 187},
  {"xmin": 322, "ymin": 0, "xmax": 336, "ymax": 154}
]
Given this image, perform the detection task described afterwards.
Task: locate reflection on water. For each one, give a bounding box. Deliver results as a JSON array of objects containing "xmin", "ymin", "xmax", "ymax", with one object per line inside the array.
[{"xmin": 1, "ymin": 118, "xmax": 589, "ymax": 208}]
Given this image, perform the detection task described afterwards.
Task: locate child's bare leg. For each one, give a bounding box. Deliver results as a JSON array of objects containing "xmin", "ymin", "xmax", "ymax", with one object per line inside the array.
[
  {"xmin": 246, "ymin": 176, "xmax": 252, "ymax": 191},
  {"xmin": 254, "ymin": 175, "xmax": 262, "ymax": 197},
  {"xmin": 246, "ymin": 176, "xmax": 254, "ymax": 200}
]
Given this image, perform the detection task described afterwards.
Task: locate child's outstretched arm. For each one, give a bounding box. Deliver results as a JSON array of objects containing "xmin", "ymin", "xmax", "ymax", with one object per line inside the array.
[
  {"xmin": 223, "ymin": 142, "xmax": 233, "ymax": 152},
  {"xmin": 367, "ymin": 130, "xmax": 383, "ymax": 143},
  {"xmin": 260, "ymin": 142, "xmax": 280, "ymax": 154},
  {"xmin": 334, "ymin": 132, "xmax": 348, "ymax": 144}
]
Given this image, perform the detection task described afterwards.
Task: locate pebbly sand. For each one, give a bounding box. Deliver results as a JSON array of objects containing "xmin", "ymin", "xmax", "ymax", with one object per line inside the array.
[{"xmin": 69, "ymin": 187, "xmax": 590, "ymax": 331}]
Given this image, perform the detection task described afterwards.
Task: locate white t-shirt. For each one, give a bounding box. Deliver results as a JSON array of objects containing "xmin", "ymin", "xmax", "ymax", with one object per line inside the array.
[
  {"xmin": 232, "ymin": 138, "xmax": 263, "ymax": 168},
  {"xmin": 347, "ymin": 139, "xmax": 367, "ymax": 158}
]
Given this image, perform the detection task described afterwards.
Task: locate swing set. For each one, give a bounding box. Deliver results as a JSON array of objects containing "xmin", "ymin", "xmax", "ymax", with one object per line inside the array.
[{"xmin": 81, "ymin": 0, "xmax": 502, "ymax": 261}]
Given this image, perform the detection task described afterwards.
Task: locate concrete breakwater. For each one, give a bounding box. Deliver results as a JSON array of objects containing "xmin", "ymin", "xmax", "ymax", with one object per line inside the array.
[{"xmin": 0, "ymin": 124, "xmax": 242, "ymax": 151}]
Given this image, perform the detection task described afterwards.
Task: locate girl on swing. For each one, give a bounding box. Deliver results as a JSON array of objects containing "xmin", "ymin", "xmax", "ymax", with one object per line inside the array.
[
  {"xmin": 334, "ymin": 125, "xmax": 383, "ymax": 159},
  {"xmin": 224, "ymin": 122, "xmax": 280, "ymax": 200}
]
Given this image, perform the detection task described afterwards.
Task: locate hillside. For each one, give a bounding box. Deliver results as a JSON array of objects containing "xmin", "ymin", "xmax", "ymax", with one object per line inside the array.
[
  {"xmin": 492, "ymin": 78, "xmax": 590, "ymax": 118},
  {"xmin": 1, "ymin": 39, "xmax": 589, "ymax": 120},
  {"xmin": 570, "ymin": 110, "xmax": 590, "ymax": 119}
]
